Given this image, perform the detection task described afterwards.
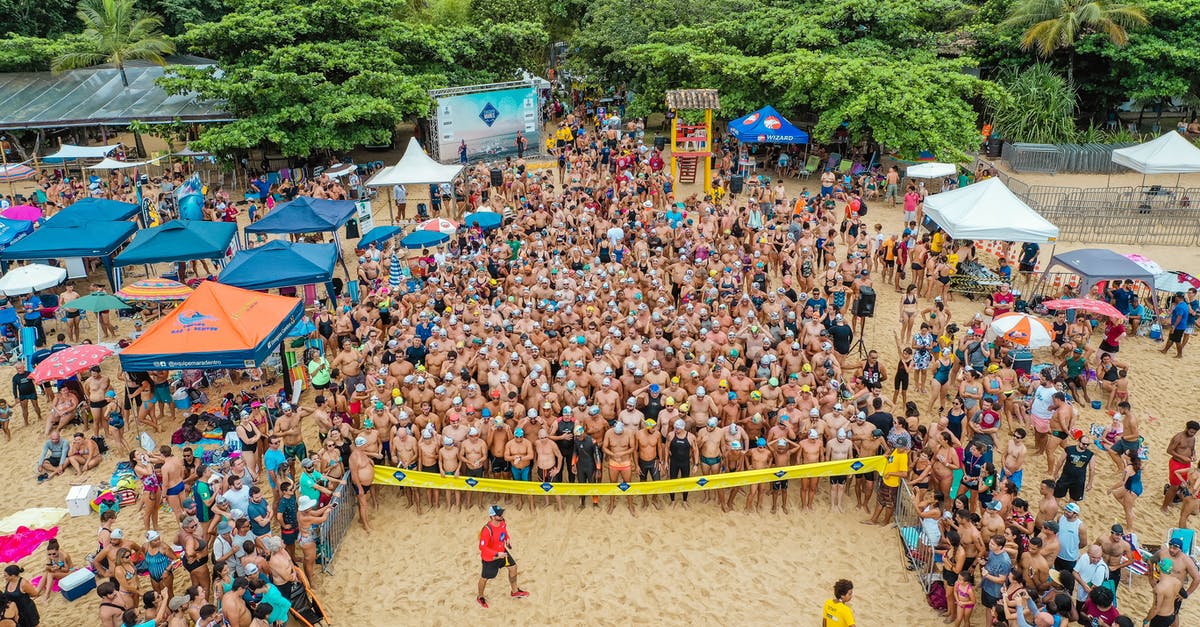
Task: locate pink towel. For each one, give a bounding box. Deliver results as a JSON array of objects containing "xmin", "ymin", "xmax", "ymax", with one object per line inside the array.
[
  {"xmin": 0, "ymin": 526, "xmax": 59, "ymax": 562},
  {"xmin": 28, "ymin": 575, "xmax": 62, "ymax": 592}
]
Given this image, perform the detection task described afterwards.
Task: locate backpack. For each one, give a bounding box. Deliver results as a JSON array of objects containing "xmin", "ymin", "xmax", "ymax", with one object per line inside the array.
[
  {"xmin": 926, "ymin": 580, "xmax": 947, "ymax": 611},
  {"xmin": 857, "ymin": 199, "xmax": 868, "ymax": 216}
]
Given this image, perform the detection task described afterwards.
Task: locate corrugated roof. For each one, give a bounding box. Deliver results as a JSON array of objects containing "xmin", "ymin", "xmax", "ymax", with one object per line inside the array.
[
  {"xmin": 665, "ymin": 89, "xmax": 720, "ymax": 110},
  {"xmin": 0, "ymin": 64, "xmax": 232, "ymax": 130}
]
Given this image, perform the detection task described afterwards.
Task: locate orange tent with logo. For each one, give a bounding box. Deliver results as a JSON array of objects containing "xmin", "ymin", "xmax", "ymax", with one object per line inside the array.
[{"xmin": 119, "ymin": 281, "xmax": 302, "ymax": 371}]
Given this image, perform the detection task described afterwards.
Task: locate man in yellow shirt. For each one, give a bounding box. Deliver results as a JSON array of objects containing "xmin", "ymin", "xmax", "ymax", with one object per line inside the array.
[
  {"xmin": 865, "ymin": 437, "xmax": 909, "ymax": 525},
  {"xmin": 822, "ymin": 579, "xmax": 856, "ymax": 626}
]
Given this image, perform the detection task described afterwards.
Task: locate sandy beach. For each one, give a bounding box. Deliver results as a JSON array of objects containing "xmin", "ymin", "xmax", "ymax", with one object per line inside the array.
[{"xmin": 3, "ymin": 162, "xmax": 1200, "ymax": 626}]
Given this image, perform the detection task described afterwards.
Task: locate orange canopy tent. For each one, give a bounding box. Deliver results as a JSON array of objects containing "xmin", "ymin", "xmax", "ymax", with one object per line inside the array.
[{"xmin": 119, "ymin": 281, "xmax": 302, "ymax": 371}]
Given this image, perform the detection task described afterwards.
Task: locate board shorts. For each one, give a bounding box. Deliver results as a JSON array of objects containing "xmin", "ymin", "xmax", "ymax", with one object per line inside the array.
[
  {"xmin": 153, "ymin": 383, "xmax": 172, "ymax": 403},
  {"xmin": 1170, "ymin": 458, "xmax": 1190, "ymax": 486},
  {"xmin": 511, "ymin": 466, "xmax": 531, "ymax": 481},
  {"xmin": 481, "ymin": 554, "xmax": 514, "ymax": 579},
  {"xmin": 283, "ymin": 443, "xmax": 308, "ymax": 461}
]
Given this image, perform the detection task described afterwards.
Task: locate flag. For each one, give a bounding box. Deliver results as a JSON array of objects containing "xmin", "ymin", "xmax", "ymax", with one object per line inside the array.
[{"xmin": 175, "ymin": 173, "xmax": 202, "ymax": 200}]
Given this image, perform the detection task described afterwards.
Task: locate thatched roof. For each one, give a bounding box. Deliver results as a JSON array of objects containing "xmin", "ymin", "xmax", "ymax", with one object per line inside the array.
[{"xmin": 665, "ymin": 89, "xmax": 720, "ymax": 110}]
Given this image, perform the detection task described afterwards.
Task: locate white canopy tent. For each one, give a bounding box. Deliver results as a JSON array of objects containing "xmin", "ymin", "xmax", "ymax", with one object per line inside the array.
[
  {"xmin": 923, "ymin": 177, "xmax": 1059, "ymax": 243},
  {"xmin": 86, "ymin": 156, "xmax": 166, "ymax": 170},
  {"xmin": 42, "ymin": 144, "xmax": 121, "ymax": 161},
  {"xmin": 906, "ymin": 162, "xmax": 957, "ymax": 179},
  {"xmin": 1111, "ymin": 132, "xmax": 1200, "ymax": 174},
  {"xmin": 366, "ymin": 138, "xmax": 463, "ymax": 187}
]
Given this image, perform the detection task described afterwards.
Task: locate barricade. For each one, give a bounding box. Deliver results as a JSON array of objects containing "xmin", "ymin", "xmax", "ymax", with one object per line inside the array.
[
  {"xmin": 893, "ymin": 480, "xmax": 938, "ymax": 593},
  {"xmin": 316, "ymin": 472, "xmax": 357, "ymax": 575}
]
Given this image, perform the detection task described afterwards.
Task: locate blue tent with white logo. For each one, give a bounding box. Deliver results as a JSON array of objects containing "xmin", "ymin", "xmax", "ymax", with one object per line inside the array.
[{"xmin": 727, "ymin": 105, "xmax": 809, "ymax": 144}]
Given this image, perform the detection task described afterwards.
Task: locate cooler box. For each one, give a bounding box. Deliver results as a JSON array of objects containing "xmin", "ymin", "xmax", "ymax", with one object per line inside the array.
[
  {"xmin": 1010, "ymin": 349, "xmax": 1033, "ymax": 374},
  {"xmin": 66, "ymin": 484, "xmax": 97, "ymax": 517},
  {"xmin": 172, "ymin": 389, "xmax": 192, "ymax": 410},
  {"xmin": 60, "ymin": 568, "xmax": 96, "ymax": 601}
]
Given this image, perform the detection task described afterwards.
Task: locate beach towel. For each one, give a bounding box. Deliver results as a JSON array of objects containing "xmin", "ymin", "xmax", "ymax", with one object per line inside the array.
[
  {"xmin": 0, "ymin": 526, "xmax": 58, "ymax": 562},
  {"xmin": 0, "ymin": 508, "xmax": 67, "ymax": 534}
]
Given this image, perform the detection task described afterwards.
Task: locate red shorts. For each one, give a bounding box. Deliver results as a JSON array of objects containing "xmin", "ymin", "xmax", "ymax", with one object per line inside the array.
[{"xmin": 1169, "ymin": 458, "xmax": 1190, "ymax": 486}]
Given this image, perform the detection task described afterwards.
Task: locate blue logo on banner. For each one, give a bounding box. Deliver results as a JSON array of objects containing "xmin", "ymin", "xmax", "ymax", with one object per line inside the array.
[
  {"xmin": 696, "ymin": 478, "xmax": 709, "ymax": 487},
  {"xmin": 464, "ymin": 477, "xmax": 479, "ymax": 487},
  {"xmin": 392, "ymin": 470, "xmax": 407, "ymax": 482},
  {"xmin": 540, "ymin": 482, "xmax": 554, "ymax": 492},
  {"xmin": 774, "ymin": 470, "xmax": 787, "ymax": 478},
  {"xmin": 618, "ymin": 482, "xmax": 631, "ymax": 492},
  {"xmin": 850, "ymin": 460, "xmax": 864, "ymax": 471},
  {"xmin": 479, "ymin": 103, "xmax": 500, "ymax": 127}
]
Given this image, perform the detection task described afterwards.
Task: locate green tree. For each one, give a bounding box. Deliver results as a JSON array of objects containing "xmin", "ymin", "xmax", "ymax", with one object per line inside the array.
[
  {"xmin": 986, "ymin": 63, "xmax": 1078, "ymax": 143},
  {"xmin": 51, "ymin": 0, "xmax": 174, "ymax": 86},
  {"xmin": 1002, "ymin": 0, "xmax": 1148, "ymax": 84},
  {"xmin": 0, "ymin": 0, "xmax": 78, "ymax": 37}
]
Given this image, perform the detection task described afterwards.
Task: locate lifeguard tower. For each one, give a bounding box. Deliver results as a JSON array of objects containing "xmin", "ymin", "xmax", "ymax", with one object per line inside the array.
[{"xmin": 665, "ymin": 89, "xmax": 719, "ymax": 193}]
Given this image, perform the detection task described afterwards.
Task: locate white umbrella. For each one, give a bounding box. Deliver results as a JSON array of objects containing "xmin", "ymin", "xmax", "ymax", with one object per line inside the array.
[
  {"xmin": 0, "ymin": 263, "xmax": 67, "ymax": 296},
  {"xmin": 906, "ymin": 162, "xmax": 957, "ymax": 179}
]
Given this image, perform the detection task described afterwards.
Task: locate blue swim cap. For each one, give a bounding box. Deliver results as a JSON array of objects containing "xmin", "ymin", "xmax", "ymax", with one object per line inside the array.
[
  {"xmin": 756, "ymin": 437, "xmax": 767, "ymax": 447},
  {"xmin": 514, "ymin": 428, "xmax": 525, "ymax": 437},
  {"xmin": 650, "ymin": 384, "xmax": 660, "ymax": 393}
]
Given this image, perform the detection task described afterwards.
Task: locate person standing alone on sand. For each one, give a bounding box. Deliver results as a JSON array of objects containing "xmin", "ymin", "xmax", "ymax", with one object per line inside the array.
[
  {"xmin": 477, "ymin": 505, "xmax": 527, "ymax": 609},
  {"xmin": 821, "ymin": 578, "xmax": 855, "ymax": 626}
]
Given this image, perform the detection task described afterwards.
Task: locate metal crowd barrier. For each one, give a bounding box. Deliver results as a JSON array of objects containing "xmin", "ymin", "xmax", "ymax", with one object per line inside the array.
[
  {"xmin": 893, "ymin": 480, "xmax": 938, "ymax": 593},
  {"xmin": 1002, "ymin": 143, "xmax": 1062, "ymax": 174},
  {"xmin": 317, "ymin": 472, "xmax": 358, "ymax": 575}
]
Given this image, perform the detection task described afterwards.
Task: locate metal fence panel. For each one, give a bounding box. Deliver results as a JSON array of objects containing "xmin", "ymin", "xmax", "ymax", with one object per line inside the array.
[
  {"xmin": 317, "ymin": 471, "xmax": 358, "ymax": 574},
  {"xmin": 894, "ymin": 480, "xmax": 938, "ymax": 593},
  {"xmin": 1004, "ymin": 143, "xmax": 1062, "ymax": 174}
]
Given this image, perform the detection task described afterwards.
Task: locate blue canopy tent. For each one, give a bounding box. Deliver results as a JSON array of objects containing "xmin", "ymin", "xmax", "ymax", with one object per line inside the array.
[
  {"xmin": 54, "ymin": 198, "xmax": 140, "ymax": 223},
  {"xmin": 357, "ymin": 225, "xmax": 403, "ymax": 251},
  {"xmin": 0, "ymin": 218, "xmax": 137, "ymax": 288},
  {"xmin": 217, "ymin": 240, "xmax": 337, "ymax": 291},
  {"xmin": 113, "ymin": 220, "xmax": 237, "ymax": 267},
  {"xmin": 400, "ymin": 231, "xmax": 449, "ymax": 249},
  {"xmin": 243, "ymin": 196, "xmax": 357, "ymax": 277},
  {"xmin": 0, "ymin": 218, "xmax": 34, "ymax": 247},
  {"xmin": 727, "ymin": 106, "xmax": 809, "ymax": 144},
  {"xmin": 463, "ymin": 211, "xmax": 503, "ymax": 231}
]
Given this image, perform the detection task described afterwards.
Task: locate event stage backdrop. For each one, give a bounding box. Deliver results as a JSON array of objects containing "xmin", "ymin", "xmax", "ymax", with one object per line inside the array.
[{"xmin": 434, "ymin": 85, "xmax": 540, "ymax": 162}]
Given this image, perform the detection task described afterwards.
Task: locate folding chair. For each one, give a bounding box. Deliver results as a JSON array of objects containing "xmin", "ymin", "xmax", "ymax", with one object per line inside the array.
[
  {"xmin": 837, "ymin": 159, "xmax": 853, "ymax": 176},
  {"xmin": 798, "ymin": 155, "xmax": 820, "ymax": 179}
]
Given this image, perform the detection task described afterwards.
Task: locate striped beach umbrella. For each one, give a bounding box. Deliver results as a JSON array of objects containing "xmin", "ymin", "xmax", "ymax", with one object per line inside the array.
[
  {"xmin": 417, "ymin": 217, "xmax": 458, "ymax": 234},
  {"xmin": 0, "ymin": 164, "xmax": 35, "ymax": 183},
  {"xmin": 115, "ymin": 278, "xmax": 193, "ymax": 302},
  {"xmin": 389, "ymin": 253, "xmax": 402, "ymax": 290},
  {"xmin": 988, "ymin": 312, "xmax": 1054, "ymax": 348}
]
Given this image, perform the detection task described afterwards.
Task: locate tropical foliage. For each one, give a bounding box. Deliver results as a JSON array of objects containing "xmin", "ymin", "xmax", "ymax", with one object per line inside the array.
[{"xmin": 51, "ymin": 0, "xmax": 175, "ymax": 86}]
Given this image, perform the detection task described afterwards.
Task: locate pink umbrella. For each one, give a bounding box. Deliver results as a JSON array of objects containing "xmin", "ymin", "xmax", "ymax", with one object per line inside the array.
[
  {"xmin": 417, "ymin": 218, "xmax": 458, "ymax": 235},
  {"xmin": 32, "ymin": 344, "xmax": 114, "ymax": 384},
  {"xmin": 1041, "ymin": 298, "xmax": 1123, "ymax": 320},
  {"xmin": 1, "ymin": 205, "xmax": 41, "ymax": 221}
]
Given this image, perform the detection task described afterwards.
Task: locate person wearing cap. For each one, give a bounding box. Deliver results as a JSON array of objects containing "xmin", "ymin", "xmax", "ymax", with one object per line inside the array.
[
  {"xmin": 767, "ymin": 435, "xmax": 801, "ymax": 515},
  {"xmin": 665, "ymin": 419, "xmax": 699, "ymax": 507},
  {"xmin": 477, "ymin": 505, "xmax": 528, "ymax": 608},
  {"xmin": 826, "ymin": 428, "xmax": 855, "ymax": 513},
  {"xmin": 795, "ymin": 426, "xmax": 824, "ymax": 511},
  {"xmin": 601, "ymin": 419, "xmax": 637, "ymax": 516},
  {"xmin": 350, "ymin": 434, "xmax": 380, "ymax": 530},
  {"xmin": 1150, "ymin": 536, "xmax": 1200, "ymax": 610},
  {"xmin": 633, "ymin": 417, "xmax": 664, "ymax": 511},
  {"xmin": 571, "ymin": 424, "xmax": 601, "ymax": 509},
  {"xmin": 438, "ymin": 434, "xmax": 465, "ymax": 511},
  {"xmin": 1146, "ymin": 558, "xmax": 1184, "ymax": 627},
  {"xmin": 295, "ymin": 494, "xmax": 334, "ymax": 582},
  {"xmin": 1053, "ymin": 502, "xmax": 1087, "ymax": 596},
  {"xmin": 1097, "ymin": 524, "xmax": 1133, "ymax": 590},
  {"xmin": 298, "ymin": 456, "xmax": 343, "ymax": 507}
]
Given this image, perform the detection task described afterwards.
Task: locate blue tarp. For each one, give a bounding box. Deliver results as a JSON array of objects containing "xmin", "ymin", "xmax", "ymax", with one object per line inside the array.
[
  {"xmin": 400, "ymin": 231, "xmax": 448, "ymax": 249},
  {"xmin": 244, "ymin": 196, "xmax": 357, "ymax": 234},
  {"xmin": 218, "ymin": 240, "xmax": 337, "ymax": 290},
  {"xmin": 0, "ymin": 218, "xmax": 34, "ymax": 247},
  {"xmin": 358, "ymin": 225, "xmax": 403, "ymax": 251},
  {"xmin": 727, "ymin": 105, "xmax": 809, "ymax": 144},
  {"xmin": 0, "ymin": 219, "xmax": 136, "ymax": 259},
  {"xmin": 114, "ymin": 220, "xmax": 237, "ymax": 267},
  {"xmin": 54, "ymin": 197, "xmax": 140, "ymax": 222}
]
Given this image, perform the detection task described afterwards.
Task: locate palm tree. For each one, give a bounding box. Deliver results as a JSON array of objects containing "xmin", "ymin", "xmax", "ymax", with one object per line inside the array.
[
  {"xmin": 1003, "ymin": 0, "xmax": 1148, "ymax": 84},
  {"xmin": 52, "ymin": 0, "xmax": 174, "ymax": 87}
]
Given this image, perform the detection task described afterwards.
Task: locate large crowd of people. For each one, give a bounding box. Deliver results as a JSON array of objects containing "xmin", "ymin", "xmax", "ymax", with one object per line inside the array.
[{"xmin": 0, "ymin": 94, "xmax": 1196, "ymax": 627}]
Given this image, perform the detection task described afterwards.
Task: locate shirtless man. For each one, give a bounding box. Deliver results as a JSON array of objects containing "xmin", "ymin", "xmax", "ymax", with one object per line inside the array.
[
  {"xmin": 769, "ymin": 436, "xmax": 802, "ymax": 514},
  {"xmin": 438, "ymin": 436, "xmax": 463, "ymax": 510},
  {"xmin": 84, "ymin": 366, "xmax": 113, "ymax": 437},
  {"xmin": 66, "ymin": 431, "xmax": 102, "ymax": 474},
  {"xmin": 504, "ymin": 428, "xmax": 535, "ymax": 511},
  {"xmin": 634, "ymin": 418, "xmax": 664, "ymax": 510},
  {"xmin": 272, "ymin": 404, "xmax": 305, "ymax": 479},
  {"xmin": 148, "ymin": 370, "xmax": 174, "ymax": 424},
  {"xmin": 697, "ymin": 417, "xmax": 725, "ymax": 505},
  {"xmin": 1099, "ymin": 524, "xmax": 1132, "ymax": 587},
  {"xmin": 1001, "ymin": 428, "xmax": 1028, "ymax": 491},
  {"xmin": 533, "ymin": 429, "xmax": 564, "ymax": 511},
  {"xmin": 1162, "ymin": 421, "xmax": 1198, "ymax": 513},
  {"xmin": 157, "ymin": 446, "xmax": 188, "ymax": 522},
  {"xmin": 1108, "ymin": 401, "xmax": 1141, "ymax": 472},
  {"xmin": 601, "ymin": 422, "xmax": 637, "ymax": 515},
  {"xmin": 60, "ymin": 283, "xmax": 81, "ymax": 343},
  {"xmin": 349, "ymin": 436, "xmax": 378, "ymax": 532},
  {"xmin": 1145, "ymin": 559, "xmax": 1184, "ymax": 627},
  {"xmin": 796, "ymin": 429, "xmax": 823, "ymax": 511},
  {"xmin": 459, "ymin": 427, "xmax": 489, "ymax": 510},
  {"xmin": 1153, "ymin": 537, "xmax": 1200, "ymax": 621},
  {"xmin": 96, "ymin": 581, "xmax": 133, "ymax": 627},
  {"xmin": 221, "ymin": 577, "xmax": 251, "ymax": 627},
  {"xmin": 745, "ymin": 438, "xmax": 773, "ymax": 512},
  {"xmin": 826, "ymin": 429, "xmax": 854, "ymax": 512},
  {"xmin": 1021, "ymin": 535, "xmax": 1051, "ymax": 597},
  {"xmin": 390, "ymin": 426, "xmax": 420, "ymax": 511},
  {"xmin": 332, "ymin": 339, "xmax": 365, "ymax": 393},
  {"xmin": 1045, "ymin": 393, "xmax": 1074, "ymax": 472}
]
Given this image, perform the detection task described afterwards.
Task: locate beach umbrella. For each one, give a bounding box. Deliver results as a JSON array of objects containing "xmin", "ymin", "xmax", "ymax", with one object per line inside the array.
[
  {"xmin": 1155, "ymin": 270, "xmax": 1200, "ymax": 293},
  {"xmin": 399, "ymin": 231, "xmax": 449, "ymax": 250},
  {"xmin": 32, "ymin": 344, "xmax": 114, "ymax": 383},
  {"xmin": 1, "ymin": 205, "xmax": 41, "ymax": 221},
  {"xmin": 389, "ymin": 253, "xmax": 402, "ymax": 290},
  {"xmin": 0, "ymin": 263, "xmax": 66, "ymax": 296},
  {"xmin": 65, "ymin": 292, "xmax": 132, "ymax": 313},
  {"xmin": 417, "ymin": 217, "xmax": 458, "ymax": 234},
  {"xmin": 0, "ymin": 164, "xmax": 35, "ymax": 183},
  {"xmin": 1041, "ymin": 298, "xmax": 1123, "ymax": 320},
  {"xmin": 988, "ymin": 312, "xmax": 1054, "ymax": 348},
  {"xmin": 463, "ymin": 211, "xmax": 503, "ymax": 231},
  {"xmin": 115, "ymin": 278, "xmax": 193, "ymax": 302},
  {"xmin": 1124, "ymin": 253, "xmax": 1164, "ymax": 276}
]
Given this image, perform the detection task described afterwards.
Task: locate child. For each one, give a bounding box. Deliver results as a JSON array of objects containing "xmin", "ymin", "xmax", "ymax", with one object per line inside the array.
[
  {"xmin": 0, "ymin": 399, "xmax": 9, "ymax": 441},
  {"xmin": 953, "ymin": 570, "xmax": 976, "ymax": 627}
]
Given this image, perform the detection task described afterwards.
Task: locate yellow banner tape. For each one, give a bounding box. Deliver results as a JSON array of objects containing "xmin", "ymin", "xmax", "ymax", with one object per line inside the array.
[{"xmin": 372, "ymin": 455, "xmax": 889, "ymax": 497}]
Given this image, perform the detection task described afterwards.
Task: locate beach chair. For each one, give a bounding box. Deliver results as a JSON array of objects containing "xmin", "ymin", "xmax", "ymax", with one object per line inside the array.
[
  {"xmin": 798, "ymin": 155, "xmax": 820, "ymax": 179},
  {"xmin": 826, "ymin": 153, "xmax": 842, "ymax": 171},
  {"xmin": 837, "ymin": 159, "xmax": 853, "ymax": 176}
]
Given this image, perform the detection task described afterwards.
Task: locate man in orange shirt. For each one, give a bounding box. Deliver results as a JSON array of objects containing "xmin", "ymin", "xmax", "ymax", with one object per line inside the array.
[{"xmin": 477, "ymin": 505, "xmax": 528, "ymax": 608}]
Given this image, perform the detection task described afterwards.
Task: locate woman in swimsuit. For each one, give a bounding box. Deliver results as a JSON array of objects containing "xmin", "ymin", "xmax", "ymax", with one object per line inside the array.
[
  {"xmin": 141, "ymin": 533, "xmax": 174, "ymax": 595},
  {"xmin": 237, "ymin": 416, "xmax": 263, "ymax": 478},
  {"xmin": 1, "ymin": 566, "xmax": 37, "ymax": 627},
  {"xmin": 129, "ymin": 452, "xmax": 162, "ymax": 532},
  {"xmin": 940, "ymin": 528, "xmax": 965, "ymax": 619},
  {"xmin": 296, "ymin": 497, "xmax": 334, "ymax": 583},
  {"xmin": 929, "ymin": 348, "xmax": 955, "ymax": 413},
  {"xmin": 180, "ymin": 517, "xmax": 211, "ymax": 599},
  {"xmin": 111, "ymin": 547, "xmax": 142, "ymax": 609},
  {"xmin": 911, "ymin": 323, "xmax": 935, "ymax": 394},
  {"xmin": 36, "ymin": 539, "xmax": 72, "ymax": 596},
  {"xmin": 1110, "ymin": 448, "xmax": 1143, "ymax": 531},
  {"xmin": 899, "ymin": 284, "xmax": 919, "ymax": 340},
  {"xmin": 931, "ymin": 431, "xmax": 961, "ymax": 500}
]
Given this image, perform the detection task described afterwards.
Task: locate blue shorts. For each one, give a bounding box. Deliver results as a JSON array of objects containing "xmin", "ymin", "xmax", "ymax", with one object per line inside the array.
[
  {"xmin": 1000, "ymin": 469, "xmax": 1023, "ymax": 491},
  {"xmin": 153, "ymin": 383, "xmax": 172, "ymax": 403},
  {"xmin": 511, "ymin": 465, "xmax": 531, "ymax": 481}
]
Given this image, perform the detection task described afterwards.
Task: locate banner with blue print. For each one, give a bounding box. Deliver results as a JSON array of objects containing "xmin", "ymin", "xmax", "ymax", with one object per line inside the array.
[{"xmin": 435, "ymin": 86, "xmax": 540, "ymax": 162}]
